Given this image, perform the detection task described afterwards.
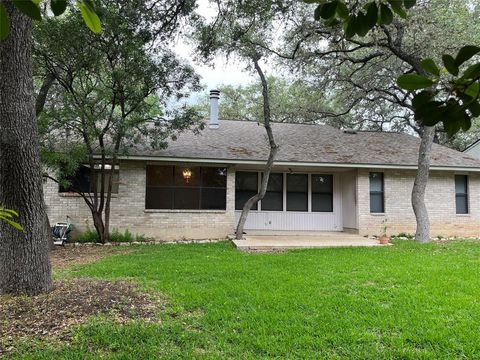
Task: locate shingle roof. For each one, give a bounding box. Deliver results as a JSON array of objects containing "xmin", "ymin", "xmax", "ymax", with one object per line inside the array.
[{"xmin": 126, "ymin": 120, "xmax": 480, "ymax": 169}]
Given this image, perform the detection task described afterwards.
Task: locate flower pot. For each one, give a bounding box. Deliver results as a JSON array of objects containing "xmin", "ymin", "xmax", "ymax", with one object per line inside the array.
[{"xmin": 379, "ymin": 235, "xmax": 390, "ymax": 245}]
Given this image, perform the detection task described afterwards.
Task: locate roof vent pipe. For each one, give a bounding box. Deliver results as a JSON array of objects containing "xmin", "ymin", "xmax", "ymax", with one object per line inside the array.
[{"xmin": 209, "ymin": 89, "xmax": 220, "ymax": 129}]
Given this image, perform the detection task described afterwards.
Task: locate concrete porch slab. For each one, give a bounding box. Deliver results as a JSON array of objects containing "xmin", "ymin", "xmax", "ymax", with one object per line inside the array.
[{"xmin": 232, "ymin": 232, "xmax": 384, "ymax": 251}]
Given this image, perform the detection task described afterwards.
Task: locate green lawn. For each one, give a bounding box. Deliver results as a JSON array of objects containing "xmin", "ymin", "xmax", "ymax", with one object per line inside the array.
[{"xmin": 10, "ymin": 240, "xmax": 480, "ymax": 359}]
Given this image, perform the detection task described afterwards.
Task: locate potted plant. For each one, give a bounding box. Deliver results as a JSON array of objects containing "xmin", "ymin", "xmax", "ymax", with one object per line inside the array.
[{"xmin": 379, "ymin": 219, "xmax": 390, "ymax": 245}]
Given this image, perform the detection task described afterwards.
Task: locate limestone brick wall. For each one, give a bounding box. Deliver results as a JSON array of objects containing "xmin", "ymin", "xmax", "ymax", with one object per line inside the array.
[
  {"xmin": 44, "ymin": 161, "xmax": 236, "ymax": 240},
  {"xmin": 357, "ymin": 169, "xmax": 480, "ymax": 237}
]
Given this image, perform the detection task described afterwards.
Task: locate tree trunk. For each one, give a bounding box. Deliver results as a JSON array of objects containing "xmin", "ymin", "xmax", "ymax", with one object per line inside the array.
[
  {"xmin": 235, "ymin": 146, "xmax": 278, "ymax": 239},
  {"xmin": 92, "ymin": 211, "xmax": 107, "ymax": 243},
  {"xmin": 235, "ymin": 57, "xmax": 278, "ymax": 240},
  {"xmin": 0, "ymin": 1, "xmax": 53, "ymax": 295},
  {"xmin": 412, "ymin": 125, "xmax": 435, "ymax": 243}
]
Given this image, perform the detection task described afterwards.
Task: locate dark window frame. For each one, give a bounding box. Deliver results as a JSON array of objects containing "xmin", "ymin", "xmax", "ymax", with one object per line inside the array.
[
  {"xmin": 455, "ymin": 175, "xmax": 469, "ymax": 214},
  {"xmin": 145, "ymin": 165, "xmax": 227, "ymax": 210},
  {"xmin": 59, "ymin": 165, "xmax": 120, "ymax": 194},
  {"xmin": 369, "ymin": 172, "xmax": 384, "ymax": 213}
]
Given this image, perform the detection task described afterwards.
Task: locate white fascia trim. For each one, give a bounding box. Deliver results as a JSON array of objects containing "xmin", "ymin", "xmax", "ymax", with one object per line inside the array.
[{"xmin": 111, "ymin": 155, "xmax": 480, "ymax": 172}]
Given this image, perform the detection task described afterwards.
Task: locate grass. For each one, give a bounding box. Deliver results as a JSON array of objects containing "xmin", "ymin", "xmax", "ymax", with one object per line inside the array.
[{"xmin": 8, "ymin": 240, "xmax": 480, "ymax": 359}]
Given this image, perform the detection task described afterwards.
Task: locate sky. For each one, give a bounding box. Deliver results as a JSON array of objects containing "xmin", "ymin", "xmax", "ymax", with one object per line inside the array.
[{"xmin": 172, "ymin": 0, "xmax": 257, "ymax": 102}]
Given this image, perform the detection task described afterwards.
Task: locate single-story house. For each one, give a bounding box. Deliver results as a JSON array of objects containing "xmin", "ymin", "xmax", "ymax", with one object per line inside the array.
[{"xmin": 44, "ymin": 91, "xmax": 480, "ymax": 240}]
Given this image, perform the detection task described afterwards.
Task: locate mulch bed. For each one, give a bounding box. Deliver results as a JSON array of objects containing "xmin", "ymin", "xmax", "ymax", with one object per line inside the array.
[
  {"xmin": 49, "ymin": 245, "xmax": 133, "ymax": 270},
  {"xmin": 0, "ymin": 246, "xmax": 165, "ymax": 356}
]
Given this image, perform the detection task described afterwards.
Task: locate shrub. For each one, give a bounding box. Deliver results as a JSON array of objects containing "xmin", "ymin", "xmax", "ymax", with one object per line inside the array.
[
  {"xmin": 109, "ymin": 228, "xmax": 146, "ymax": 243},
  {"xmin": 75, "ymin": 228, "xmax": 146, "ymax": 243},
  {"xmin": 75, "ymin": 228, "xmax": 99, "ymax": 243}
]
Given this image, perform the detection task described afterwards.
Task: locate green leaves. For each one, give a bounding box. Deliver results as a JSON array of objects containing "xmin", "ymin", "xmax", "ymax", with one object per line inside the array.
[
  {"xmin": 1, "ymin": 0, "xmax": 101, "ymax": 41},
  {"xmin": 51, "ymin": 0, "xmax": 68, "ymax": 16},
  {"xmin": 399, "ymin": 47, "xmax": 480, "ymax": 137},
  {"xmin": 420, "ymin": 58, "xmax": 440, "ymax": 77},
  {"xmin": 442, "ymin": 54, "xmax": 459, "ymax": 76},
  {"xmin": 397, "ymin": 74, "xmax": 434, "ymax": 90},
  {"xmin": 455, "ymin": 45, "xmax": 480, "ymax": 67},
  {"xmin": 0, "ymin": 3, "xmax": 9, "ymax": 40},
  {"xmin": 314, "ymin": 1, "xmax": 339, "ymax": 21},
  {"xmin": 364, "ymin": 2, "xmax": 378, "ymax": 30},
  {"xmin": 462, "ymin": 63, "xmax": 480, "ymax": 81},
  {"xmin": 387, "ymin": 0, "xmax": 407, "ymax": 18},
  {"xmin": 0, "ymin": 208, "xmax": 23, "ymax": 232},
  {"xmin": 310, "ymin": 0, "xmax": 415, "ymax": 39},
  {"xmin": 378, "ymin": 3, "xmax": 393, "ymax": 25},
  {"xmin": 77, "ymin": 0, "xmax": 102, "ymax": 33},
  {"xmin": 336, "ymin": 1, "xmax": 349, "ymax": 20},
  {"xmin": 12, "ymin": 0, "xmax": 42, "ymax": 21},
  {"xmin": 403, "ymin": 0, "xmax": 416, "ymax": 9}
]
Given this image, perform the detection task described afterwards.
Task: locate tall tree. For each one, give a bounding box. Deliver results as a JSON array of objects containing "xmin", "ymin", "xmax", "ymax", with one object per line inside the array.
[
  {"xmin": 292, "ymin": 0, "xmax": 480, "ymax": 242},
  {"xmin": 35, "ymin": 0, "xmax": 202, "ymax": 244},
  {"xmin": 195, "ymin": 76, "xmax": 334, "ymax": 124},
  {"xmin": 0, "ymin": 0, "xmax": 53, "ymax": 295},
  {"xmin": 196, "ymin": 0, "xmax": 296, "ymax": 238}
]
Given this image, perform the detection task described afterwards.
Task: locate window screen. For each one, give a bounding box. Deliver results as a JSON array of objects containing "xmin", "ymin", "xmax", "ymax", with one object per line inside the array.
[
  {"xmin": 235, "ymin": 172, "xmax": 258, "ymax": 210},
  {"xmin": 455, "ymin": 175, "xmax": 469, "ymax": 214},
  {"xmin": 312, "ymin": 174, "xmax": 333, "ymax": 212},
  {"xmin": 369, "ymin": 172, "xmax": 384, "ymax": 213},
  {"xmin": 261, "ymin": 173, "xmax": 283, "ymax": 211},
  {"xmin": 146, "ymin": 165, "xmax": 227, "ymax": 210},
  {"xmin": 287, "ymin": 174, "xmax": 308, "ymax": 211}
]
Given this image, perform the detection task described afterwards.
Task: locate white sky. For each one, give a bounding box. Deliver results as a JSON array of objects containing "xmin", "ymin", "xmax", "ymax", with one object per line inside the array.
[{"xmin": 173, "ymin": 0, "xmax": 257, "ymax": 102}]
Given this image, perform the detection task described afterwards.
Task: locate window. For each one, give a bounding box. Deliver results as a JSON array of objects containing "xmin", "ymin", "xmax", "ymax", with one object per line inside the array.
[
  {"xmin": 312, "ymin": 174, "xmax": 333, "ymax": 212},
  {"xmin": 369, "ymin": 172, "xmax": 384, "ymax": 213},
  {"xmin": 145, "ymin": 165, "xmax": 227, "ymax": 210},
  {"xmin": 261, "ymin": 173, "xmax": 283, "ymax": 211},
  {"xmin": 287, "ymin": 174, "xmax": 308, "ymax": 211},
  {"xmin": 455, "ymin": 175, "xmax": 469, "ymax": 214},
  {"xmin": 235, "ymin": 172, "xmax": 258, "ymax": 210},
  {"xmin": 59, "ymin": 165, "xmax": 119, "ymax": 194}
]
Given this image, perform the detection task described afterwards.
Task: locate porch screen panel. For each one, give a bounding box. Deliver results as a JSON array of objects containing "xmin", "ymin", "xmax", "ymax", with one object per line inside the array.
[
  {"xmin": 369, "ymin": 172, "xmax": 384, "ymax": 213},
  {"xmin": 235, "ymin": 172, "xmax": 258, "ymax": 210},
  {"xmin": 146, "ymin": 165, "xmax": 174, "ymax": 209},
  {"xmin": 312, "ymin": 174, "xmax": 333, "ymax": 212},
  {"xmin": 146, "ymin": 165, "xmax": 226, "ymax": 210},
  {"xmin": 174, "ymin": 166, "xmax": 201, "ymax": 209},
  {"xmin": 201, "ymin": 167, "xmax": 227, "ymax": 209},
  {"xmin": 261, "ymin": 173, "xmax": 283, "ymax": 211},
  {"xmin": 287, "ymin": 174, "xmax": 308, "ymax": 211}
]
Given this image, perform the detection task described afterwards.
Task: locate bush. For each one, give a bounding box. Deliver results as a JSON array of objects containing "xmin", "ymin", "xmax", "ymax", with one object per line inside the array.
[
  {"xmin": 75, "ymin": 228, "xmax": 146, "ymax": 243},
  {"xmin": 75, "ymin": 228, "xmax": 100, "ymax": 243}
]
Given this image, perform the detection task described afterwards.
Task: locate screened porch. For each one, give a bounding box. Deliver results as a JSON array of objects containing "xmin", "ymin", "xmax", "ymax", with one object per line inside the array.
[{"xmin": 234, "ymin": 168, "xmax": 358, "ymax": 232}]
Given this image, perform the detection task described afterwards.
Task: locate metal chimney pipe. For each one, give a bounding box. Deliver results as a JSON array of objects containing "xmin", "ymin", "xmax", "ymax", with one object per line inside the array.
[{"xmin": 209, "ymin": 89, "xmax": 220, "ymax": 129}]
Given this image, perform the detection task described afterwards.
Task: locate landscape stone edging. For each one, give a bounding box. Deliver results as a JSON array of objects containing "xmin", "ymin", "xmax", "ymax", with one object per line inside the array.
[{"xmin": 65, "ymin": 238, "xmax": 228, "ymax": 247}]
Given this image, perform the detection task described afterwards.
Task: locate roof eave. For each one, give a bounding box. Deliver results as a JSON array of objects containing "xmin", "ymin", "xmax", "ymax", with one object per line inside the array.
[{"xmin": 109, "ymin": 155, "xmax": 480, "ymax": 172}]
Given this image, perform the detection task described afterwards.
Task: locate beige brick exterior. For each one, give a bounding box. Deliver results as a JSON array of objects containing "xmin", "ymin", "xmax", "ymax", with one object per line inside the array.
[
  {"xmin": 44, "ymin": 161, "xmax": 236, "ymax": 240},
  {"xmin": 357, "ymin": 169, "xmax": 480, "ymax": 238},
  {"xmin": 44, "ymin": 162, "xmax": 480, "ymax": 240}
]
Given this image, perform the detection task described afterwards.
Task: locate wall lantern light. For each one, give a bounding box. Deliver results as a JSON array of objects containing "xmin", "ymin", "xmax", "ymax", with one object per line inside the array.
[{"xmin": 182, "ymin": 168, "xmax": 192, "ymax": 183}]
